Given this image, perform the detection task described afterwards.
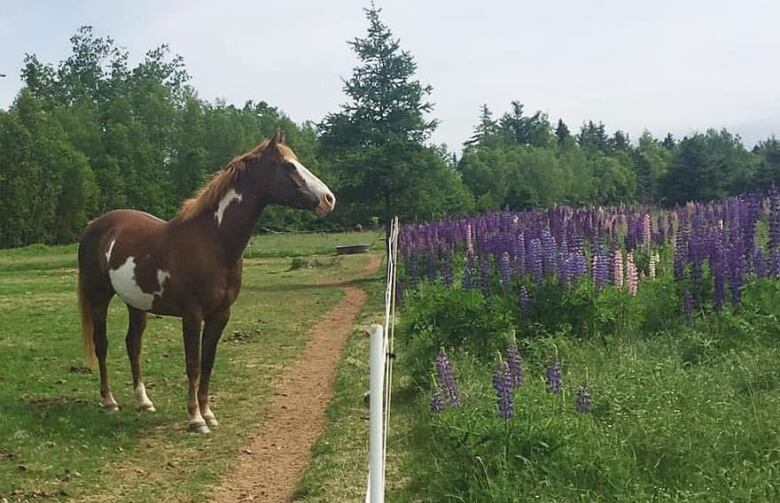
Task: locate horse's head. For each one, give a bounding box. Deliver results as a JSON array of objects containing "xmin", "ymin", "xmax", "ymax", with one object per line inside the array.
[{"xmin": 250, "ymin": 132, "xmax": 335, "ymax": 216}]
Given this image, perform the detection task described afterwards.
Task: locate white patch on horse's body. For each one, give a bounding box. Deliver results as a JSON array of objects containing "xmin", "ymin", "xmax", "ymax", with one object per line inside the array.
[
  {"xmin": 214, "ymin": 189, "xmax": 243, "ymax": 226},
  {"xmin": 134, "ymin": 382, "xmax": 155, "ymax": 411},
  {"xmin": 109, "ymin": 257, "xmax": 170, "ymax": 311},
  {"xmin": 105, "ymin": 239, "xmax": 116, "ymax": 264},
  {"xmin": 286, "ymin": 157, "xmax": 336, "ymax": 215}
]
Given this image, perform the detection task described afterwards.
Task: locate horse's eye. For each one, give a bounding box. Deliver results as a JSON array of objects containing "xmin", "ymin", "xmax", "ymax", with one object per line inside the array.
[{"xmin": 284, "ymin": 162, "xmax": 297, "ymax": 173}]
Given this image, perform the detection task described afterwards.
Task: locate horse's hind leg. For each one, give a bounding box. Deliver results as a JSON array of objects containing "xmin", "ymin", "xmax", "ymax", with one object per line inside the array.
[
  {"xmin": 126, "ymin": 306, "xmax": 155, "ymax": 412},
  {"xmin": 92, "ymin": 298, "xmax": 119, "ymax": 411}
]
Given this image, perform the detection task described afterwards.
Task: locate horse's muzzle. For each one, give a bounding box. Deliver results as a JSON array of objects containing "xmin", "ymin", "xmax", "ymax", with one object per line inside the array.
[{"xmin": 314, "ymin": 192, "xmax": 336, "ymax": 216}]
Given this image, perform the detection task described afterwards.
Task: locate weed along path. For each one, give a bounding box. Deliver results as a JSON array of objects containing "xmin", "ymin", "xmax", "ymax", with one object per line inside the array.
[{"xmin": 210, "ymin": 254, "xmax": 381, "ymax": 502}]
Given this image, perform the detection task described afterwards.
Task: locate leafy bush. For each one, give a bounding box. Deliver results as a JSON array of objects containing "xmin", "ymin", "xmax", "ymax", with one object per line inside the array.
[{"xmin": 400, "ymin": 285, "xmax": 514, "ymax": 384}]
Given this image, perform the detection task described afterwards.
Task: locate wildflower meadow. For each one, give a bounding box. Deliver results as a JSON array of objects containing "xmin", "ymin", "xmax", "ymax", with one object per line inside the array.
[{"xmin": 395, "ymin": 191, "xmax": 780, "ymax": 501}]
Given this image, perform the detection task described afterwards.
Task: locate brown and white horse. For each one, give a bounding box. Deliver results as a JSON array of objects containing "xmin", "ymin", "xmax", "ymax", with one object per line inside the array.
[{"xmin": 77, "ymin": 132, "xmax": 335, "ymax": 433}]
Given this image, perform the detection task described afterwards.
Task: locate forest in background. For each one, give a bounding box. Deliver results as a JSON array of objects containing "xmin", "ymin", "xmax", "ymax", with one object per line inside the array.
[{"xmin": 1, "ymin": 8, "xmax": 779, "ymax": 248}]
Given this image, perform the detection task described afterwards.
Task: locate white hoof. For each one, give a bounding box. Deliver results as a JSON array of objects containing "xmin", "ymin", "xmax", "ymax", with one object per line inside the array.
[
  {"xmin": 134, "ymin": 383, "xmax": 155, "ymax": 412},
  {"xmin": 188, "ymin": 421, "xmax": 210, "ymax": 434},
  {"xmin": 101, "ymin": 393, "xmax": 120, "ymax": 411}
]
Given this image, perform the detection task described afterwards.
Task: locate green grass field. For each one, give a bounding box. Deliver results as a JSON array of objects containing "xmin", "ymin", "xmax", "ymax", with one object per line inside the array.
[{"xmin": 0, "ymin": 232, "xmax": 379, "ymax": 502}]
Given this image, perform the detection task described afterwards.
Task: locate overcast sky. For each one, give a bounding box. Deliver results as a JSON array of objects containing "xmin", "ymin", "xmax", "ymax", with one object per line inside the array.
[{"xmin": 1, "ymin": 0, "xmax": 778, "ymax": 149}]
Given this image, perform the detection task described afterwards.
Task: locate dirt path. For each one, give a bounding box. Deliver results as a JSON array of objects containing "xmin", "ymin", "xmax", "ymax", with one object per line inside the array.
[{"xmin": 210, "ymin": 254, "xmax": 381, "ymax": 502}]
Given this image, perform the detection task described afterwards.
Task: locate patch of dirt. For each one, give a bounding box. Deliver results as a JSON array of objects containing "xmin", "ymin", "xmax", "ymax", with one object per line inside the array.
[
  {"xmin": 0, "ymin": 448, "xmax": 18, "ymax": 461},
  {"xmin": 228, "ymin": 329, "xmax": 262, "ymax": 343},
  {"xmin": 68, "ymin": 365, "xmax": 93, "ymax": 374},
  {"xmin": 210, "ymin": 254, "xmax": 381, "ymax": 502},
  {"xmin": 288, "ymin": 256, "xmax": 343, "ymax": 271}
]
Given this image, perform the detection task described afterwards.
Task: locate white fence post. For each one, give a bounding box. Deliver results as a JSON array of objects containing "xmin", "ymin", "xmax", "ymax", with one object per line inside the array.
[{"xmin": 368, "ymin": 323, "xmax": 385, "ymax": 503}]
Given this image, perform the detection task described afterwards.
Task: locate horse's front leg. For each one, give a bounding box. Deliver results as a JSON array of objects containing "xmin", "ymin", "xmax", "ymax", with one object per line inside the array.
[
  {"xmin": 198, "ymin": 309, "xmax": 230, "ymax": 428},
  {"xmin": 182, "ymin": 314, "xmax": 209, "ymax": 433}
]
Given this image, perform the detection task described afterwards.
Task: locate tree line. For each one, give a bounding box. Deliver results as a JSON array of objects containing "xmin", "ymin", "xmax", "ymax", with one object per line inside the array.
[{"xmin": 1, "ymin": 11, "xmax": 779, "ymax": 248}]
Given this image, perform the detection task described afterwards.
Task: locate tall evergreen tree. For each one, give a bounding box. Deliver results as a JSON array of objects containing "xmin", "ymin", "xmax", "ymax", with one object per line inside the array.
[
  {"xmin": 555, "ymin": 119, "xmax": 571, "ymax": 146},
  {"xmin": 464, "ymin": 104, "xmax": 499, "ymax": 148},
  {"xmin": 319, "ymin": 4, "xmax": 471, "ymax": 227},
  {"xmin": 754, "ymin": 136, "xmax": 780, "ymax": 188}
]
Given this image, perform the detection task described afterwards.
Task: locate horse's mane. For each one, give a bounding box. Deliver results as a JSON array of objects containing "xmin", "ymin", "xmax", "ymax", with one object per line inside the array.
[{"xmin": 172, "ymin": 138, "xmax": 295, "ymax": 223}]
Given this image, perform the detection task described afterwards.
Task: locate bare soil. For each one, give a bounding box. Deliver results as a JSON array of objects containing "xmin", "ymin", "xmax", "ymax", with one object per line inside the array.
[{"xmin": 209, "ymin": 254, "xmax": 381, "ymax": 502}]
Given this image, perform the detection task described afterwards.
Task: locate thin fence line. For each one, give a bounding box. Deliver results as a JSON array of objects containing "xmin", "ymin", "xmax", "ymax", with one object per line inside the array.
[
  {"xmin": 367, "ymin": 216, "xmax": 399, "ymax": 503},
  {"xmin": 382, "ymin": 216, "xmax": 399, "ymax": 492}
]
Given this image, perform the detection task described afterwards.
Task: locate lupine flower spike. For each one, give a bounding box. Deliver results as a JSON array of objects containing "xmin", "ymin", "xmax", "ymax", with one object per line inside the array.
[
  {"xmin": 505, "ymin": 339, "xmax": 523, "ymax": 389},
  {"xmin": 576, "ymin": 383, "xmax": 592, "ymax": 413},
  {"xmin": 430, "ymin": 378, "xmax": 445, "ymax": 414},
  {"xmin": 546, "ymin": 358, "xmax": 562, "ymax": 395},
  {"xmin": 626, "ymin": 252, "xmax": 638, "ymax": 295},
  {"xmin": 435, "ymin": 348, "xmax": 461, "ymax": 409},
  {"xmin": 492, "ymin": 358, "xmax": 514, "ymax": 419}
]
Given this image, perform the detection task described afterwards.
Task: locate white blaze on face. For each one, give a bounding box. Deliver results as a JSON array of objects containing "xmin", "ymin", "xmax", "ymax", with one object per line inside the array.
[
  {"xmin": 286, "ymin": 157, "xmax": 335, "ymax": 216},
  {"xmin": 109, "ymin": 257, "xmax": 171, "ymax": 311},
  {"xmin": 105, "ymin": 239, "xmax": 116, "ymax": 263},
  {"xmin": 215, "ymin": 189, "xmax": 243, "ymax": 226}
]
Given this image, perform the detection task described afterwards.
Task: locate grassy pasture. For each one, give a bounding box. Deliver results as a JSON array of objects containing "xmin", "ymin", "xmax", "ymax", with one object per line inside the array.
[{"xmin": 0, "ymin": 232, "xmax": 377, "ymax": 502}]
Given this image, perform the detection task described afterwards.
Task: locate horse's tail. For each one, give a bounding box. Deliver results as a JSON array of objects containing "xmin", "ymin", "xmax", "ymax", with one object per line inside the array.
[{"xmin": 78, "ymin": 272, "xmax": 97, "ymax": 369}]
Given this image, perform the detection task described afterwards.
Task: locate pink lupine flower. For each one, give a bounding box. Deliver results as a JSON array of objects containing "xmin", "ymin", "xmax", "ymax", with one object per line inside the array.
[
  {"xmin": 465, "ymin": 224, "xmax": 474, "ymax": 256},
  {"xmin": 642, "ymin": 214, "xmax": 652, "ymax": 247},
  {"xmin": 613, "ymin": 249, "xmax": 624, "ymax": 289},
  {"xmin": 626, "ymin": 252, "xmax": 639, "ymax": 295},
  {"xmin": 648, "ymin": 252, "xmax": 659, "ymax": 279}
]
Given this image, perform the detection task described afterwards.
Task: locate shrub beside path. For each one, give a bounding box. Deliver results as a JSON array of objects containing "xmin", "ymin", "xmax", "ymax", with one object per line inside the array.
[{"xmin": 210, "ymin": 254, "xmax": 381, "ymax": 502}]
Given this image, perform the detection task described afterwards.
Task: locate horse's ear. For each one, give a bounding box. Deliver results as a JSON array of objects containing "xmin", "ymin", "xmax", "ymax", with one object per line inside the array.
[{"xmin": 269, "ymin": 129, "xmax": 284, "ymax": 147}]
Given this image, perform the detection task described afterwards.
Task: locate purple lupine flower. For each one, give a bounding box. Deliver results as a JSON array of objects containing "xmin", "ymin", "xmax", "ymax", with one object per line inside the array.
[
  {"xmin": 519, "ymin": 285, "xmax": 530, "ymax": 315},
  {"xmin": 435, "ymin": 349, "xmax": 461, "ymax": 408},
  {"xmin": 541, "ymin": 229, "xmax": 558, "ymax": 277},
  {"xmin": 430, "ymin": 387, "xmax": 445, "ymax": 414},
  {"xmin": 426, "ymin": 251, "xmax": 436, "ymax": 282},
  {"xmin": 771, "ymin": 251, "xmax": 780, "ymax": 278},
  {"xmin": 674, "ymin": 211, "xmax": 689, "ymax": 281},
  {"xmin": 492, "ymin": 360, "xmax": 514, "ymax": 419},
  {"xmin": 506, "ymin": 342, "xmax": 523, "ymax": 389},
  {"xmin": 592, "ymin": 250, "xmax": 609, "ymax": 292},
  {"xmin": 441, "ymin": 250, "xmax": 453, "ymax": 287},
  {"xmin": 754, "ymin": 249, "xmax": 767, "ymax": 279},
  {"xmin": 710, "ymin": 238, "xmax": 726, "ymax": 310},
  {"xmin": 558, "ymin": 254, "xmax": 571, "ymax": 286},
  {"xmin": 408, "ymin": 249, "xmax": 420, "ymax": 290},
  {"xmin": 572, "ymin": 251, "xmax": 587, "ymax": 281},
  {"xmin": 479, "ymin": 256, "xmax": 492, "ymax": 297},
  {"xmin": 513, "ymin": 233, "xmax": 526, "ymax": 277},
  {"xmin": 546, "ymin": 359, "xmax": 562, "ymax": 394},
  {"xmin": 683, "ymin": 290, "xmax": 694, "ymax": 324},
  {"xmin": 727, "ymin": 242, "xmax": 745, "ymax": 306},
  {"xmin": 529, "ymin": 238, "xmax": 544, "ymax": 285},
  {"xmin": 497, "ymin": 252, "xmax": 512, "ymax": 289},
  {"xmin": 769, "ymin": 189, "xmax": 780, "ymax": 251},
  {"xmin": 575, "ymin": 384, "xmax": 592, "ymax": 413}
]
